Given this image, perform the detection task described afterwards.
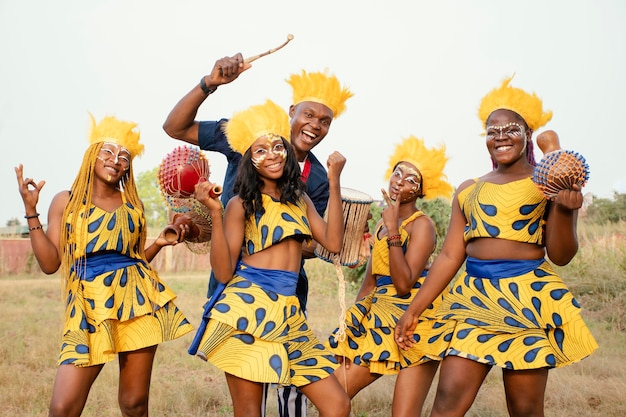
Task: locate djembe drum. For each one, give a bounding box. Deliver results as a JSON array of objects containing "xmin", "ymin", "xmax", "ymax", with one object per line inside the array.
[
  {"xmin": 532, "ymin": 130, "xmax": 590, "ymax": 199},
  {"xmin": 157, "ymin": 145, "xmax": 222, "ymax": 253},
  {"xmin": 315, "ymin": 188, "xmax": 373, "ymax": 343},
  {"xmin": 315, "ymin": 188, "xmax": 373, "ymax": 267}
]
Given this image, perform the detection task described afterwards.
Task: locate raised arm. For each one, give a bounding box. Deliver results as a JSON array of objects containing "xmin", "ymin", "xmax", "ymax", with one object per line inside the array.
[
  {"xmin": 15, "ymin": 164, "xmax": 66, "ymax": 274},
  {"xmin": 162, "ymin": 53, "xmax": 251, "ymax": 144},
  {"xmin": 380, "ymin": 188, "xmax": 437, "ymax": 296},
  {"xmin": 392, "ymin": 215, "xmax": 437, "ymax": 296},
  {"xmin": 195, "ymin": 180, "xmax": 244, "ymax": 283},
  {"xmin": 306, "ymin": 151, "xmax": 346, "ymax": 253}
]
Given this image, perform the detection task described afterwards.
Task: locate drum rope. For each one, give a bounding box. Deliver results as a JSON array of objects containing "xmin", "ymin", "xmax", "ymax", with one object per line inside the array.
[{"xmin": 331, "ymin": 253, "xmax": 347, "ymax": 343}]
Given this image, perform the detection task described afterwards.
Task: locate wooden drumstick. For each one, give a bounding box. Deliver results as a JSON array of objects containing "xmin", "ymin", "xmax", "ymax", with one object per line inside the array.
[
  {"xmin": 244, "ymin": 34, "xmax": 294, "ymax": 64},
  {"xmin": 536, "ymin": 130, "xmax": 560, "ymax": 154}
]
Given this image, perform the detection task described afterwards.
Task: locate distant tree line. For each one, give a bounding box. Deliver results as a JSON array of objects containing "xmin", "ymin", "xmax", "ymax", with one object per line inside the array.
[{"xmin": 585, "ymin": 192, "xmax": 626, "ymax": 224}]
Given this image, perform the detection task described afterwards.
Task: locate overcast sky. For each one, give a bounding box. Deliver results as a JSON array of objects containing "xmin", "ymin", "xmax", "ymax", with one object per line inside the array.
[{"xmin": 2, "ymin": 0, "xmax": 625, "ymax": 224}]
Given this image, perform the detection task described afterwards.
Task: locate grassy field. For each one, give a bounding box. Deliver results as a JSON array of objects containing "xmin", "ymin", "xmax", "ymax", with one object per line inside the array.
[{"xmin": 1, "ymin": 221, "xmax": 625, "ymax": 416}]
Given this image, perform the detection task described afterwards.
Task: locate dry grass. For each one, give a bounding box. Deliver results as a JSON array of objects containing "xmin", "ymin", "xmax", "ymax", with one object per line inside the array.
[{"xmin": 1, "ymin": 220, "xmax": 625, "ymax": 416}]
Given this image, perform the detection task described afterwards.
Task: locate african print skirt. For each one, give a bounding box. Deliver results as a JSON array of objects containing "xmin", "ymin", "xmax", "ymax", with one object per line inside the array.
[
  {"xmin": 59, "ymin": 252, "xmax": 193, "ymax": 366},
  {"xmin": 327, "ymin": 274, "xmax": 443, "ymax": 375},
  {"xmin": 189, "ymin": 262, "xmax": 338, "ymax": 387},
  {"xmin": 423, "ymin": 257, "xmax": 598, "ymax": 370}
]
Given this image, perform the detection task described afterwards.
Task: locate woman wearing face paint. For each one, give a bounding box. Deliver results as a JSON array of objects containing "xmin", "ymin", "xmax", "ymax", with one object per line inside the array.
[
  {"xmin": 15, "ymin": 115, "xmax": 193, "ymax": 417},
  {"xmin": 189, "ymin": 100, "xmax": 351, "ymax": 417},
  {"xmin": 326, "ymin": 137, "xmax": 453, "ymax": 417},
  {"xmin": 394, "ymin": 77, "xmax": 598, "ymax": 417}
]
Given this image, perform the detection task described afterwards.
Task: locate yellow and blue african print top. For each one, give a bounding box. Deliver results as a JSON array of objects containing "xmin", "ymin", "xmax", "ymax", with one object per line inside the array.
[
  {"xmin": 244, "ymin": 194, "xmax": 312, "ymax": 255},
  {"xmin": 458, "ymin": 177, "xmax": 546, "ymax": 245},
  {"xmin": 69, "ymin": 199, "xmax": 145, "ymax": 260},
  {"xmin": 371, "ymin": 210, "xmax": 424, "ymax": 276}
]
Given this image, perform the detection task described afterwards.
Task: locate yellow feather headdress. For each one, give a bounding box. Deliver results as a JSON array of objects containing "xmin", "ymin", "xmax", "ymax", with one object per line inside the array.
[
  {"xmin": 88, "ymin": 114, "xmax": 144, "ymax": 159},
  {"xmin": 224, "ymin": 100, "xmax": 291, "ymax": 154},
  {"xmin": 286, "ymin": 69, "xmax": 353, "ymax": 118},
  {"xmin": 385, "ymin": 136, "xmax": 453, "ymax": 201},
  {"xmin": 478, "ymin": 76, "xmax": 552, "ymax": 131}
]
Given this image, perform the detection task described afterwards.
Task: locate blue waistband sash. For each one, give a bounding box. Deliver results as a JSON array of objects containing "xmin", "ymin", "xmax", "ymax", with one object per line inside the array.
[
  {"xmin": 235, "ymin": 262, "xmax": 298, "ymax": 296},
  {"xmin": 188, "ymin": 261, "xmax": 298, "ymax": 355},
  {"xmin": 376, "ymin": 269, "xmax": 427, "ymax": 287},
  {"xmin": 72, "ymin": 252, "xmax": 143, "ymax": 279},
  {"xmin": 465, "ymin": 257, "xmax": 544, "ymax": 279}
]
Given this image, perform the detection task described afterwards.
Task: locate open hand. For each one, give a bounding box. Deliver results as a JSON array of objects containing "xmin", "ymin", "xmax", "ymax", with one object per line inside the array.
[{"xmin": 394, "ymin": 311, "xmax": 419, "ymax": 351}]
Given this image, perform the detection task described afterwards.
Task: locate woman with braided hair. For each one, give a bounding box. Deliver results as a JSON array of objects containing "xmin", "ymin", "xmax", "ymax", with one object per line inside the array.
[
  {"xmin": 395, "ymin": 77, "xmax": 597, "ymax": 417},
  {"xmin": 15, "ymin": 115, "xmax": 193, "ymax": 417}
]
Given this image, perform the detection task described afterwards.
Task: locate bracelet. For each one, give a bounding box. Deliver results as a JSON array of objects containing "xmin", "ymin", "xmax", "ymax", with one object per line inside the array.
[
  {"xmin": 29, "ymin": 225, "xmax": 43, "ymax": 231},
  {"xmin": 24, "ymin": 213, "xmax": 40, "ymax": 219},
  {"xmin": 388, "ymin": 234, "xmax": 401, "ymax": 241},
  {"xmin": 387, "ymin": 237, "xmax": 402, "ymax": 248},
  {"xmin": 199, "ymin": 77, "xmax": 217, "ymax": 95}
]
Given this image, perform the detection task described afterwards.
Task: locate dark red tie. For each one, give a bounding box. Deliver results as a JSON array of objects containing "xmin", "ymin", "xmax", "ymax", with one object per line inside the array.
[{"xmin": 300, "ymin": 158, "xmax": 311, "ymax": 184}]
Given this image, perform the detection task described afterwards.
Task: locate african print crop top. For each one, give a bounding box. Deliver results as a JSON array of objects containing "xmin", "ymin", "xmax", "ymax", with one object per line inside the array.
[
  {"xmin": 371, "ymin": 210, "xmax": 424, "ymax": 277},
  {"xmin": 244, "ymin": 194, "xmax": 312, "ymax": 256},
  {"xmin": 69, "ymin": 196, "xmax": 145, "ymax": 260},
  {"xmin": 457, "ymin": 177, "xmax": 547, "ymax": 244}
]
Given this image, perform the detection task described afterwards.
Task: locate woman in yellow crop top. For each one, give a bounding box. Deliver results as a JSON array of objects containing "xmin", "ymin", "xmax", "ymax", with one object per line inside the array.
[
  {"xmin": 395, "ymin": 77, "xmax": 597, "ymax": 417},
  {"xmin": 189, "ymin": 100, "xmax": 351, "ymax": 417},
  {"xmin": 15, "ymin": 115, "xmax": 193, "ymax": 417},
  {"xmin": 326, "ymin": 136, "xmax": 453, "ymax": 417}
]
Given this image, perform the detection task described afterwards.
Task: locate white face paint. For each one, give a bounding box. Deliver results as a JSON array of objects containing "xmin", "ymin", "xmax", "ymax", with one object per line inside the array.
[
  {"xmin": 98, "ymin": 142, "xmax": 131, "ymax": 166},
  {"xmin": 485, "ymin": 121, "xmax": 528, "ymax": 157},
  {"xmin": 390, "ymin": 163, "xmax": 422, "ymax": 202},
  {"xmin": 97, "ymin": 142, "xmax": 131, "ymax": 182},
  {"xmin": 485, "ymin": 122, "xmax": 525, "ymax": 141},
  {"xmin": 250, "ymin": 135, "xmax": 287, "ymax": 169}
]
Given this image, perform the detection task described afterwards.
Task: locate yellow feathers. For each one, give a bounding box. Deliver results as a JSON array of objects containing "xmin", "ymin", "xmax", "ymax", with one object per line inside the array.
[
  {"xmin": 286, "ymin": 69, "xmax": 353, "ymax": 118},
  {"xmin": 478, "ymin": 76, "xmax": 552, "ymax": 131},
  {"xmin": 225, "ymin": 100, "xmax": 291, "ymax": 154},
  {"xmin": 88, "ymin": 114, "xmax": 144, "ymax": 159},
  {"xmin": 386, "ymin": 136, "xmax": 453, "ymax": 201}
]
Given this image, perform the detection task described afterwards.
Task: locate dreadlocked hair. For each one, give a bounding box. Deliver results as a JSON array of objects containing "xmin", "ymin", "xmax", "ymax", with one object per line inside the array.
[
  {"xmin": 60, "ymin": 142, "xmax": 146, "ymax": 287},
  {"xmin": 233, "ymin": 138, "xmax": 305, "ymax": 221}
]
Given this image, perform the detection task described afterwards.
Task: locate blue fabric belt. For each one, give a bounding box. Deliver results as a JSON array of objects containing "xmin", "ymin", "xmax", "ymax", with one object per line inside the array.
[
  {"xmin": 72, "ymin": 252, "xmax": 143, "ymax": 280},
  {"xmin": 465, "ymin": 256, "xmax": 544, "ymax": 279},
  {"xmin": 236, "ymin": 262, "xmax": 298, "ymax": 296},
  {"xmin": 375, "ymin": 269, "xmax": 427, "ymax": 287},
  {"xmin": 188, "ymin": 261, "xmax": 298, "ymax": 355}
]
